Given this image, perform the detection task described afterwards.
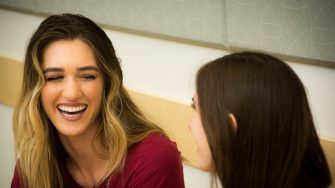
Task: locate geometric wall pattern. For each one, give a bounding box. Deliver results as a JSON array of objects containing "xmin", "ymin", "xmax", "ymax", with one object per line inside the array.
[{"xmin": 0, "ymin": 0, "xmax": 334, "ymax": 66}]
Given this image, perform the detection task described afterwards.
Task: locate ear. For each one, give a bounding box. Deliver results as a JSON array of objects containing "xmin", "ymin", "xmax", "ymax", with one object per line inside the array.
[{"xmin": 228, "ymin": 113, "xmax": 238, "ymax": 131}]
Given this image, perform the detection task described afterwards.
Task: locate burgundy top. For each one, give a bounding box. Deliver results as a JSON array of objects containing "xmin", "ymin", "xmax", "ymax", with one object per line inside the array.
[{"xmin": 11, "ymin": 133, "xmax": 185, "ymax": 188}]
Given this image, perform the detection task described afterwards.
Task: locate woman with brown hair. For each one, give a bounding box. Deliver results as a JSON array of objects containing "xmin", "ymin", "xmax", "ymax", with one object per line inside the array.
[
  {"xmin": 189, "ymin": 51, "xmax": 332, "ymax": 188},
  {"xmin": 11, "ymin": 13, "xmax": 184, "ymax": 188}
]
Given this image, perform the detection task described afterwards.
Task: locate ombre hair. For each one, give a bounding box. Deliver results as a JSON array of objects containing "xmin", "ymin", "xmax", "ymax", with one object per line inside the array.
[
  {"xmin": 13, "ymin": 14, "xmax": 166, "ymax": 188},
  {"xmin": 196, "ymin": 52, "xmax": 331, "ymax": 188}
]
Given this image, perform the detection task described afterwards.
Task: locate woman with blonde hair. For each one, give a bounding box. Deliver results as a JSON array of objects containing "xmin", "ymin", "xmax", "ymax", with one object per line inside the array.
[
  {"xmin": 189, "ymin": 51, "xmax": 331, "ymax": 188},
  {"xmin": 11, "ymin": 13, "xmax": 184, "ymax": 188}
]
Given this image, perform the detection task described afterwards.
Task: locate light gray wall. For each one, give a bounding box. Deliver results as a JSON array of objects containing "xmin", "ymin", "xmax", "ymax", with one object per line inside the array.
[
  {"xmin": 0, "ymin": 0, "xmax": 226, "ymax": 45},
  {"xmin": 0, "ymin": 0, "xmax": 334, "ymax": 66},
  {"xmin": 0, "ymin": 104, "xmax": 15, "ymax": 188},
  {"xmin": 226, "ymin": 0, "xmax": 335, "ymax": 65}
]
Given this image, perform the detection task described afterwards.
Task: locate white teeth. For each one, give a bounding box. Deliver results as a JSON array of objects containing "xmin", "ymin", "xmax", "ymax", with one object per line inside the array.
[{"xmin": 58, "ymin": 105, "xmax": 86, "ymax": 113}]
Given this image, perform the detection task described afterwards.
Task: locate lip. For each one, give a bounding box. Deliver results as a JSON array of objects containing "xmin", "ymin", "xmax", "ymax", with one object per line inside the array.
[
  {"xmin": 57, "ymin": 102, "xmax": 88, "ymax": 122},
  {"xmin": 57, "ymin": 102, "xmax": 87, "ymax": 107}
]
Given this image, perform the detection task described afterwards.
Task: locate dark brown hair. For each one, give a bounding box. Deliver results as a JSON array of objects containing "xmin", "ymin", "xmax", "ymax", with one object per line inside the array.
[{"xmin": 196, "ymin": 51, "xmax": 331, "ymax": 188}]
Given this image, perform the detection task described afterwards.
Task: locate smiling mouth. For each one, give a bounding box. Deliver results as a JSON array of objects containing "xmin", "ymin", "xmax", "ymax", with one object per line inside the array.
[{"xmin": 57, "ymin": 105, "xmax": 87, "ymax": 119}]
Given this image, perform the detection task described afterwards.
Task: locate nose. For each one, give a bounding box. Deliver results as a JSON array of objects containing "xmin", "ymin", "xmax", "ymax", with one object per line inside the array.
[{"xmin": 62, "ymin": 78, "xmax": 82, "ymax": 101}]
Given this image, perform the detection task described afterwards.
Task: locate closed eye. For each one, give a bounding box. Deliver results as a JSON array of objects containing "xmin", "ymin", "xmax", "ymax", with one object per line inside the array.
[
  {"xmin": 81, "ymin": 75, "xmax": 96, "ymax": 80},
  {"xmin": 46, "ymin": 76, "xmax": 63, "ymax": 81}
]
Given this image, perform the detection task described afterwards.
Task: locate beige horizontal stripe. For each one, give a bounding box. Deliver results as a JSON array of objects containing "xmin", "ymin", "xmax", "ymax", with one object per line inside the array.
[{"xmin": 0, "ymin": 56, "xmax": 23, "ymax": 107}]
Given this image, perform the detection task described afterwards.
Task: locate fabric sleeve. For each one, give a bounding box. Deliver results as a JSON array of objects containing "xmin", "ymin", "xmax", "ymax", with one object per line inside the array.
[
  {"xmin": 125, "ymin": 134, "xmax": 185, "ymax": 188},
  {"xmin": 11, "ymin": 164, "xmax": 23, "ymax": 188}
]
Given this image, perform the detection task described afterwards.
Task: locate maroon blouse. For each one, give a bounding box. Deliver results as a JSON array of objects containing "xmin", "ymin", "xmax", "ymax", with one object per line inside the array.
[{"xmin": 11, "ymin": 133, "xmax": 185, "ymax": 188}]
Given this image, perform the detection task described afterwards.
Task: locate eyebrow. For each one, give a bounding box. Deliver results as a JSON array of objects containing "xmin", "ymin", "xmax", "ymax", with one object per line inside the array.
[
  {"xmin": 77, "ymin": 66, "xmax": 99, "ymax": 72},
  {"xmin": 43, "ymin": 67, "xmax": 63, "ymax": 73},
  {"xmin": 43, "ymin": 66, "xmax": 99, "ymax": 73}
]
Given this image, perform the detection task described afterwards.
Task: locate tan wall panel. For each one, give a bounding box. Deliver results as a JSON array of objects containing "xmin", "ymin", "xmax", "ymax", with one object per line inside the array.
[
  {"xmin": 321, "ymin": 139, "xmax": 335, "ymax": 185},
  {"xmin": 128, "ymin": 90, "xmax": 198, "ymax": 166},
  {"xmin": 0, "ymin": 56, "xmax": 23, "ymax": 107},
  {"xmin": 1, "ymin": 56, "xmax": 334, "ymax": 179}
]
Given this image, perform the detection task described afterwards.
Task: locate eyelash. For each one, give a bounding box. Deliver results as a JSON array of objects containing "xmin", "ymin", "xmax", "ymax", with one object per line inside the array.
[
  {"xmin": 46, "ymin": 76, "xmax": 63, "ymax": 81},
  {"xmin": 82, "ymin": 75, "xmax": 96, "ymax": 80},
  {"xmin": 190, "ymin": 102, "xmax": 195, "ymax": 110},
  {"xmin": 45, "ymin": 75, "xmax": 96, "ymax": 81}
]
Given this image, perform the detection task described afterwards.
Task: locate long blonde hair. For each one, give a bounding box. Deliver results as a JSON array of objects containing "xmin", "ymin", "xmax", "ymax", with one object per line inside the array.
[{"xmin": 13, "ymin": 13, "xmax": 167, "ymax": 187}]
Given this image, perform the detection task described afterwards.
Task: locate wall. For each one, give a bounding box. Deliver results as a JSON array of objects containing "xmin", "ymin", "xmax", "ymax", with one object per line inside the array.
[
  {"xmin": 0, "ymin": 8, "xmax": 334, "ymax": 187},
  {"xmin": 0, "ymin": 104, "xmax": 15, "ymax": 187},
  {"xmin": 1, "ymin": 0, "xmax": 335, "ymax": 66}
]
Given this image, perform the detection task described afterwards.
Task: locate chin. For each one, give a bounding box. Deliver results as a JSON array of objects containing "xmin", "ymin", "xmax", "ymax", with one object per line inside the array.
[
  {"xmin": 53, "ymin": 123, "xmax": 86, "ymax": 137},
  {"xmin": 57, "ymin": 129, "xmax": 83, "ymax": 137},
  {"xmin": 198, "ymin": 161, "xmax": 211, "ymax": 172}
]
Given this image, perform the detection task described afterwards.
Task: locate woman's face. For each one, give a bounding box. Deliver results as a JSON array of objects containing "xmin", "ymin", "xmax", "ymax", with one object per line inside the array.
[
  {"xmin": 41, "ymin": 39, "xmax": 104, "ymax": 138},
  {"xmin": 189, "ymin": 93, "xmax": 212, "ymax": 171}
]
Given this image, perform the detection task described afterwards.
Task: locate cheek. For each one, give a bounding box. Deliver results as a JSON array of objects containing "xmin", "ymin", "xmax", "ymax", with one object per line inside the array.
[
  {"xmin": 41, "ymin": 84, "xmax": 58, "ymax": 106},
  {"xmin": 190, "ymin": 113, "xmax": 207, "ymax": 146},
  {"xmin": 83, "ymin": 81, "xmax": 104, "ymax": 103},
  {"xmin": 190, "ymin": 115, "xmax": 202, "ymax": 140},
  {"xmin": 198, "ymin": 133, "xmax": 212, "ymax": 171},
  {"xmin": 190, "ymin": 114, "xmax": 212, "ymax": 171}
]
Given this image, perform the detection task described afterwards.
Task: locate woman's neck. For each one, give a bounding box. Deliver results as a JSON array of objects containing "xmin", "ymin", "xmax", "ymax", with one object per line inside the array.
[{"xmin": 59, "ymin": 128, "xmax": 109, "ymax": 187}]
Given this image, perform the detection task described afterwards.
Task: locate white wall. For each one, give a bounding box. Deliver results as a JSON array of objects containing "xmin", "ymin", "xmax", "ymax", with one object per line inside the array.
[
  {"xmin": 1, "ymin": 8, "xmax": 335, "ymax": 187},
  {"xmin": 0, "ymin": 104, "xmax": 15, "ymax": 188}
]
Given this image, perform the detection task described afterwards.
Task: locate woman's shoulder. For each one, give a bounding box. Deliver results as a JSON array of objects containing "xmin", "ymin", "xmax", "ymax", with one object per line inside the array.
[
  {"xmin": 136, "ymin": 132, "xmax": 177, "ymax": 148},
  {"xmin": 110, "ymin": 133, "xmax": 184, "ymax": 187},
  {"xmin": 128, "ymin": 132, "xmax": 180, "ymax": 161}
]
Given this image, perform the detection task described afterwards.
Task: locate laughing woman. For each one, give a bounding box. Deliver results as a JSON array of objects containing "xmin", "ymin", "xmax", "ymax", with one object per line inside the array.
[{"xmin": 11, "ymin": 14, "xmax": 184, "ymax": 188}]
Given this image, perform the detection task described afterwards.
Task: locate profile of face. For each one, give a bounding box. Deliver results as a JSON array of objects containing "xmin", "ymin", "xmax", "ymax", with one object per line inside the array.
[
  {"xmin": 41, "ymin": 39, "xmax": 104, "ymax": 137},
  {"xmin": 189, "ymin": 93, "xmax": 212, "ymax": 171}
]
